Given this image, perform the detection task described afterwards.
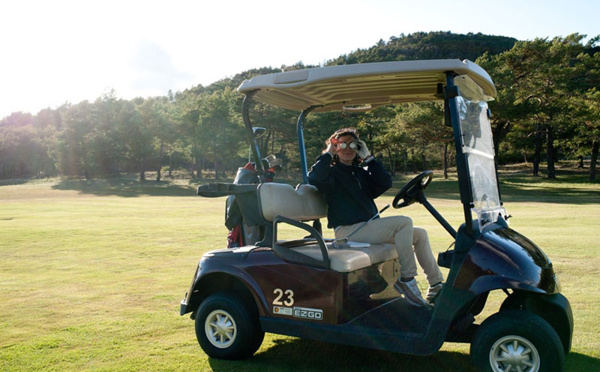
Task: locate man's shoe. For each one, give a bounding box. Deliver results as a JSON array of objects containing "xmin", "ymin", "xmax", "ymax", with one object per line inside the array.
[
  {"xmin": 426, "ymin": 282, "xmax": 444, "ymax": 304},
  {"xmin": 393, "ymin": 278, "xmax": 429, "ymax": 307}
]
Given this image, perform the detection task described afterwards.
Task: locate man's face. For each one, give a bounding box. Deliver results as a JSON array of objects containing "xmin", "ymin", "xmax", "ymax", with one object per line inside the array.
[{"xmin": 335, "ymin": 135, "xmax": 357, "ymax": 165}]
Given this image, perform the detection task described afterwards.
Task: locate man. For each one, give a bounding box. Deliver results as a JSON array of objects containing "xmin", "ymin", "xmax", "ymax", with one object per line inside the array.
[{"xmin": 308, "ymin": 128, "xmax": 443, "ymax": 306}]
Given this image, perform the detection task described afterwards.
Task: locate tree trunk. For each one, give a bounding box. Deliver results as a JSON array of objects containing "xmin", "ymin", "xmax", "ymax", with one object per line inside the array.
[
  {"xmin": 391, "ymin": 147, "xmax": 397, "ymax": 177},
  {"xmin": 386, "ymin": 148, "xmax": 395, "ymax": 176},
  {"xmin": 139, "ymin": 159, "xmax": 145, "ymax": 182},
  {"xmin": 492, "ymin": 119, "xmax": 508, "ymax": 158},
  {"xmin": 546, "ymin": 126, "xmax": 556, "ymax": 179},
  {"xmin": 156, "ymin": 140, "xmax": 164, "ymax": 182},
  {"xmin": 195, "ymin": 155, "xmax": 202, "ymax": 179},
  {"xmin": 532, "ymin": 123, "xmax": 542, "ymax": 176},
  {"xmin": 591, "ymin": 141, "xmax": 598, "ymax": 181},
  {"xmin": 443, "ymin": 143, "xmax": 449, "ymax": 179},
  {"xmin": 192, "ymin": 138, "xmax": 201, "ymax": 179},
  {"xmin": 168, "ymin": 150, "xmax": 173, "ymax": 178}
]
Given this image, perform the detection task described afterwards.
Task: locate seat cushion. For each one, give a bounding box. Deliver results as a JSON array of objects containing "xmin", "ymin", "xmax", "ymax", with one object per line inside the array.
[{"xmin": 290, "ymin": 243, "xmax": 397, "ymax": 272}]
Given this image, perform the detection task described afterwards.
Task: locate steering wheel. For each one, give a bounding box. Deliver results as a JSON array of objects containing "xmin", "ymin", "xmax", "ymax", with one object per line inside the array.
[{"xmin": 392, "ymin": 170, "xmax": 433, "ymax": 209}]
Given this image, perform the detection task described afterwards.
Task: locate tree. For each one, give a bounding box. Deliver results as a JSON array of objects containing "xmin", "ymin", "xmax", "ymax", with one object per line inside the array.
[
  {"xmin": 480, "ymin": 34, "xmax": 598, "ymax": 178},
  {"xmin": 328, "ymin": 31, "xmax": 516, "ymax": 65},
  {"xmin": 390, "ymin": 102, "xmax": 452, "ymax": 175},
  {"xmin": 118, "ymin": 101, "xmax": 153, "ymax": 181},
  {"xmin": 570, "ymin": 88, "xmax": 600, "ymax": 180},
  {"xmin": 0, "ymin": 112, "xmax": 55, "ymax": 179},
  {"xmin": 174, "ymin": 91, "xmax": 203, "ymax": 178},
  {"xmin": 477, "ymin": 52, "xmax": 531, "ymax": 162},
  {"xmin": 376, "ymin": 116, "xmax": 409, "ymax": 176},
  {"xmin": 92, "ymin": 91, "xmax": 124, "ymax": 177},
  {"xmin": 197, "ymin": 88, "xmax": 245, "ymax": 178},
  {"xmin": 136, "ymin": 97, "xmax": 177, "ymax": 181},
  {"xmin": 572, "ymin": 40, "xmax": 600, "ymax": 180},
  {"xmin": 56, "ymin": 101, "xmax": 95, "ymax": 178}
]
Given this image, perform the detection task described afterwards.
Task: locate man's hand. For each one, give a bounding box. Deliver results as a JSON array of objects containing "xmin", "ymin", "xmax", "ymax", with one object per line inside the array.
[
  {"xmin": 355, "ymin": 140, "xmax": 370, "ymax": 159},
  {"xmin": 326, "ymin": 139, "xmax": 337, "ymax": 156}
]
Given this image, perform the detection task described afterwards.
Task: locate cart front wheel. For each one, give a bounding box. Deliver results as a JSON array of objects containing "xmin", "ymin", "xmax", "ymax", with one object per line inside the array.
[
  {"xmin": 470, "ymin": 310, "xmax": 564, "ymax": 372},
  {"xmin": 195, "ymin": 292, "xmax": 264, "ymax": 360}
]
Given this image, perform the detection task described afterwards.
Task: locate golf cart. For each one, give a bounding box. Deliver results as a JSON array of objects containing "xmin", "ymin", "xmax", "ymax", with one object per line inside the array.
[{"xmin": 180, "ymin": 60, "xmax": 573, "ymax": 371}]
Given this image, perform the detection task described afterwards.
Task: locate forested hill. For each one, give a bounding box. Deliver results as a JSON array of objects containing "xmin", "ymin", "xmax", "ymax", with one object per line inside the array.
[
  {"xmin": 2, "ymin": 32, "xmax": 598, "ymax": 182},
  {"xmin": 202, "ymin": 31, "xmax": 518, "ymax": 92},
  {"xmin": 327, "ymin": 31, "xmax": 518, "ymax": 65}
]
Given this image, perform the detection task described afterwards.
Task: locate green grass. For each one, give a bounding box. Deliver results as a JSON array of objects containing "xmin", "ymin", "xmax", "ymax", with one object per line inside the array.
[{"xmin": 0, "ymin": 173, "xmax": 599, "ymax": 371}]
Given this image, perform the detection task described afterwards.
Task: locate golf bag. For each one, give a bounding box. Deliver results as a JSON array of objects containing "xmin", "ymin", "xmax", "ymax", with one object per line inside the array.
[{"xmin": 225, "ymin": 156, "xmax": 281, "ymax": 247}]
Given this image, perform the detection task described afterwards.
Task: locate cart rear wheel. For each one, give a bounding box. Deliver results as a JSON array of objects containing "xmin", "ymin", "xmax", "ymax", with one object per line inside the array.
[
  {"xmin": 471, "ymin": 310, "xmax": 564, "ymax": 372},
  {"xmin": 195, "ymin": 292, "xmax": 264, "ymax": 360}
]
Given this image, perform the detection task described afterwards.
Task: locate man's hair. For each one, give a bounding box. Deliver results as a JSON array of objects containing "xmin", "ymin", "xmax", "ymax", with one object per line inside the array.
[
  {"xmin": 331, "ymin": 127, "xmax": 359, "ymax": 141},
  {"xmin": 324, "ymin": 127, "xmax": 359, "ymax": 150}
]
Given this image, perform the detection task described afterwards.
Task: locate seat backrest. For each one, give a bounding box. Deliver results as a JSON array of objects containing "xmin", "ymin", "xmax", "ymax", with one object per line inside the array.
[
  {"xmin": 257, "ymin": 183, "xmax": 398, "ymax": 273},
  {"xmin": 258, "ymin": 183, "xmax": 327, "ymax": 222}
]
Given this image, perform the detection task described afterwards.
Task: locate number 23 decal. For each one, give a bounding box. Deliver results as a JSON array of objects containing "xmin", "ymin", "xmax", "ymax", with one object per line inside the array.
[{"xmin": 273, "ymin": 288, "xmax": 294, "ymax": 306}]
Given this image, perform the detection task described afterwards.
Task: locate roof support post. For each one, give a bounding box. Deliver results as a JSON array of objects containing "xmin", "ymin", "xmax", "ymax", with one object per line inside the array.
[
  {"xmin": 445, "ymin": 72, "xmax": 474, "ymax": 236},
  {"xmin": 242, "ymin": 91, "xmax": 265, "ymax": 176},
  {"xmin": 297, "ymin": 106, "xmax": 319, "ymax": 184}
]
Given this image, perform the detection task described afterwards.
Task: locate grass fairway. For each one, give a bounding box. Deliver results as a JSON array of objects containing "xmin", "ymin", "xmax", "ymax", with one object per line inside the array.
[{"xmin": 1, "ymin": 174, "xmax": 599, "ymax": 371}]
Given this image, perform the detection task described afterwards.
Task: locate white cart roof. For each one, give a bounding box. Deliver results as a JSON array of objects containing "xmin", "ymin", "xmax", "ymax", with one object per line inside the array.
[{"xmin": 237, "ymin": 59, "xmax": 496, "ymax": 112}]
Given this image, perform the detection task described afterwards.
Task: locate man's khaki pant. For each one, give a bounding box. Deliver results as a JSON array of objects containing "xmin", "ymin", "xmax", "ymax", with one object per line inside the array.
[{"xmin": 334, "ymin": 216, "xmax": 444, "ymax": 286}]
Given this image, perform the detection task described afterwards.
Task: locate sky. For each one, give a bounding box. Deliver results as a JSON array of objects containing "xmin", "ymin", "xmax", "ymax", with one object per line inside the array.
[{"xmin": 1, "ymin": 0, "xmax": 598, "ymax": 119}]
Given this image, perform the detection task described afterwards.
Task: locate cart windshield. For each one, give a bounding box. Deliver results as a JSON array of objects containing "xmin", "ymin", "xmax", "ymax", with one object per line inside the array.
[{"xmin": 455, "ymin": 75, "xmax": 506, "ymax": 230}]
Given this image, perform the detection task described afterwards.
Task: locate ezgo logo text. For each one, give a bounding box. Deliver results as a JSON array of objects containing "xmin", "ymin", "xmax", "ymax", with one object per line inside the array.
[{"xmin": 293, "ymin": 306, "xmax": 323, "ymax": 320}]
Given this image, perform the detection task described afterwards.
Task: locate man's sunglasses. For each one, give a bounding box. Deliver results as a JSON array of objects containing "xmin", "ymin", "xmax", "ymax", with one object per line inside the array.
[{"xmin": 332, "ymin": 138, "xmax": 358, "ymax": 150}]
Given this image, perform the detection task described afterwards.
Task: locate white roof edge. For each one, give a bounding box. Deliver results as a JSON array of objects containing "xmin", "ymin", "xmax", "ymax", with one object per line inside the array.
[
  {"xmin": 238, "ymin": 60, "xmax": 495, "ymax": 95},
  {"xmin": 237, "ymin": 59, "xmax": 496, "ymax": 111}
]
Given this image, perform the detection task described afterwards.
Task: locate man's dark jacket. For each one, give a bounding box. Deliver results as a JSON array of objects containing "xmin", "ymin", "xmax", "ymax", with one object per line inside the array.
[{"xmin": 308, "ymin": 153, "xmax": 392, "ymax": 229}]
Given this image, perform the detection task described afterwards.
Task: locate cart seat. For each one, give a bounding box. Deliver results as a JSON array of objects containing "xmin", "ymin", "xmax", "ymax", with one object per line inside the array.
[
  {"xmin": 290, "ymin": 242, "xmax": 397, "ymax": 272},
  {"xmin": 258, "ymin": 182, "xmax": 397, "ymax": 272}
]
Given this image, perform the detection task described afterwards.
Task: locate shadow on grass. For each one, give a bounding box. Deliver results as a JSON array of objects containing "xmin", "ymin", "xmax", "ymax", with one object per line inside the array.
[
  {"xmin": 208, "ymin": 338, "xmax": 476, "ymax": 372},
  {"xmin": 45, "ymin": 169, "xmax": 599, "ymax": 203},
  {"xmin": 0, "ymin": 178, "xmax": 31, "ymax": 186},
  {"xmin": 207, "ymin": 338, "xmax": 599, "ymax": 372},
  {"xmin": 51, "ymin": 177, "xmax": 199, "ymax": 197},
  {"xmin": 388, "ymin": 173, "xmax": 600, "ymax": 206},
  {"xmin": 565, "ymin": 352, "xmax": 600, "ymax": 371},
  {"xmin": 498, "ymin": 181, "xmax": 600, "ymax": 205}
]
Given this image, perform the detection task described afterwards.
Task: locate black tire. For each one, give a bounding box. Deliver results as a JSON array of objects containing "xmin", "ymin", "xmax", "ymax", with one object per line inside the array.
[
  {"xmin": 471, "ymin": 310, "xmax": 564, "ymax": 372},
  {"xmin": 195, "ymin": 292, "xmax": 264, "ymax": 360}
]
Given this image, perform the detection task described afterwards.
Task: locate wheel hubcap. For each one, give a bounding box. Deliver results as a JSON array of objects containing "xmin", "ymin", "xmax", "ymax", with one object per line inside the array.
[
  {"xmin": 490, "ymin": 335, "xmax": 540, "ymax": 372},
  {"xmin": 205, "ymin": 309, "xmax": 237, "ymax": 349}
]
